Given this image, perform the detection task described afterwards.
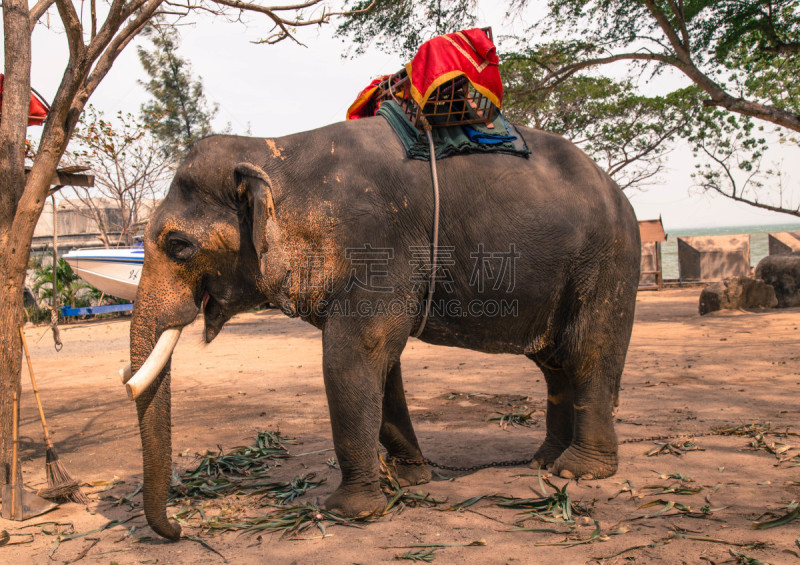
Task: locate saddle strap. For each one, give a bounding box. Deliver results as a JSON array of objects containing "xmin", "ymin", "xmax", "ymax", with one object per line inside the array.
[{"xmin": 413, "ymin": 128, "xmax": 440, "ymax": 338}]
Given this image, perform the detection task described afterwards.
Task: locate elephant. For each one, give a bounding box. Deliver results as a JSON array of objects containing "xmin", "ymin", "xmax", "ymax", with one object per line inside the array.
[
  {"xmin": 755, "ymin": 254, "xmax": 800, "ymax": 308},
  {"xmin": 126, "ymin": 117, "xmax": 641, "ymax": 540}
]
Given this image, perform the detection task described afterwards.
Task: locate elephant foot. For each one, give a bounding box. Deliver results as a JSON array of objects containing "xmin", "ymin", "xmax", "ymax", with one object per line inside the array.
[
  {"xmin": 532, "ymin": 437, "xmax": 570, "ymax": 469},
  {"xmin": 391, "ymin": 460, "xmax": 432, "ymax": 487},
  {"xmin": 550, "ymin": 444, "xmax": 617, "ymax": 480},
  {"xmin": 323, "ymin": 484, "xmax": 387, "ymax": 518}
]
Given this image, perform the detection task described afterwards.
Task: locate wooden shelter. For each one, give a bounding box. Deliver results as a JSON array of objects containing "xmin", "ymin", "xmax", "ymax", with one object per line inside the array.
[
  {"xmin": 677, "ymin": 234, "xmax": 751, "ymax": 282},
  {"xmin": 768, "ymin": 232, "xmax": 800, "ymax": 256},
  {"xmin": 638, "ymin": 218, "xmax": 666, "ymax": 289},
  {"xmin": 24, "ymin": 165, "xmax": 94, "ymax": 189}
]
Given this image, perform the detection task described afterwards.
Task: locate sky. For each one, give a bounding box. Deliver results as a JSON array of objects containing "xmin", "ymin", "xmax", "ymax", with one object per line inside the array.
[{"xmin": 10, "ymin": 1, "xmax": 800, "ymax": 232}]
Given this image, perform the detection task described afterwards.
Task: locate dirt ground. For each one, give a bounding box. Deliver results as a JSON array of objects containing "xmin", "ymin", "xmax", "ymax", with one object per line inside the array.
[{"xmin": 1, "ymin": 287, "xmax": 799, "ymax": 564}]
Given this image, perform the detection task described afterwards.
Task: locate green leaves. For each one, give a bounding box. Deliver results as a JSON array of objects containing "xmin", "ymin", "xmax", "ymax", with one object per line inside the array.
[
  {"xmin": 501, "ymin": 44, "xmax": 700, "ymax": 190},
  {"xmin": 496, "ymin": 476, "xmax": 589, "ymax": 525},
  {"xmin": 337, "ymin": 0, "xmax": 477, "ymax": 58},
  {"xmin": 138, "ymin": 22, "xmax": 218, "ymax": 157},
  {"xmin": 31, "ymin": 257, "xmax": 91, "ymax": 309},
  {"xmin": 752, "ymin": 500, "xmax": 800, "ymax": 530},
  {"xmin": 487, "ymin": 410, "xmax": 537, "ymax": 429},
  {"xmin": 170, "ymin": 430, "xmax": 295, "ymax": 500}
]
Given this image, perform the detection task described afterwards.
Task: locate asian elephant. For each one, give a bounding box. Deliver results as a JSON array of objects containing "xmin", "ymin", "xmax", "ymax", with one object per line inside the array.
[{"xmin": 127, "ymin": 117, "xmax": 640, "ymax": 540}]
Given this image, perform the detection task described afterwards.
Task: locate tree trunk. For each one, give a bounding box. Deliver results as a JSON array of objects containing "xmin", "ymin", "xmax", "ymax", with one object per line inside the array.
[
  {"xmin": 0, "ymin": 0, "xmax": 33, "ymax": 490},
  {"xmin": 0, "ymin": 258, "xmax": 26, "ymax": 489}
]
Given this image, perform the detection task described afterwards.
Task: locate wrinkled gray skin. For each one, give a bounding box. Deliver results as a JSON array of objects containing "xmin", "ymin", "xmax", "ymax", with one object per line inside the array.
[
  {"xmin": 755, "ymin": 254, "xmax": 800, "ymax": 307},
  {"xmin": 130, "ymin": 117, "xmax": 640, "ymax": 540}
]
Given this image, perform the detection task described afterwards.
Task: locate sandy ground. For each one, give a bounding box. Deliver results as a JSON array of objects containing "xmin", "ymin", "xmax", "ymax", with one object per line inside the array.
[{"xmin": 1, "ymin": 287, "xmax": 799, "ymax": 564}]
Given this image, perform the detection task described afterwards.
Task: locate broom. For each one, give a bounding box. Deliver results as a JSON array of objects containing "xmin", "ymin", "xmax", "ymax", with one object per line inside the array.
[{"xmin": 19, "ymin": 328, "xmax": 88, "ymax": 504}]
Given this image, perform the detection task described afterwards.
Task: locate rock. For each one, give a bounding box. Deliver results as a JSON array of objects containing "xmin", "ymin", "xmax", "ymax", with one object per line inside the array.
[
  {"xmin": 755, "ymin": 255, "xmax": 800, "ymax": 308},
  {"xmin": 698, "ymin": 276, "xmax": 778, "ymax": 315}
]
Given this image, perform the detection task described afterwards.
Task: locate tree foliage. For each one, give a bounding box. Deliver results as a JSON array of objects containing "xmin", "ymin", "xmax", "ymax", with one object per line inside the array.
[
  {"xmin": 338, "ymin": 0, "xmax": 800, "ymax": 216},
  {"xmin": 337, "ymin": 0, "xmax": 476, "ymax": 57},
  {"xmin": 687, "ymin": 109, "xmax": 799, "ymax": 215},
  {"xmin": 138, "ymin": 23, "xmax": 218, "ymax": 157},
  {"xmin": 65, "ymin": 106, "xmax": 171, "ymax": 246},
  {"xmin": 31, "ymin": 257, "xmax": 91, "ymax": 310},
  {"xmin": 502, "ymin": 44, "xmax": 700, "ymax": 190}
]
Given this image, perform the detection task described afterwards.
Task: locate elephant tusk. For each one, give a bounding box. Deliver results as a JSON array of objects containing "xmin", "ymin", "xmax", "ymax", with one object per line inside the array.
[
  {"xmin": 125, "ymin": 328, "xmax": 182, "ymax": 401},
  {"xmin": 120, "ymin": 363, "xmax": 132, "ymax": 383}
]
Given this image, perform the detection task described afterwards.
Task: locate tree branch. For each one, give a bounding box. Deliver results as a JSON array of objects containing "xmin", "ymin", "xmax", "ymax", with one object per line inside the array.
[
  {"xmin": 535, "ymin": 51, "xmax": 676, "ymax": 90},
  {"xmin": 86, "ymin": 0, "xmax": 150, "ymax": 63},
  {"xmin": 703, "ymin": 182, "xmax": 800, "ymax": 217},
  {"xmin": 540, "ymin": 49, "xmax": 800, "ymax": 134},
  {"xmin": 763, "ymin": 41, "xmax": 800, "ymax": 55},
  {"xmin": 697, "ymin": 139, "xmax": 800, "ymax": 217},
  {"xmin": 29, "ymin": 0, "xmax": 56, "ymax": 27},
  {"xmin": 85, "ymin": 0, "xmax": 164, "ymax": 98},
  {"xmin": 663, "ymin": 0, "xmax": 690, "ymax": 51},
  {"xmin": 91, "ymin": 0, "xmax": 97, "ymax": 38},
  {"xmin": 55, "ymin": 0, "xmax": 85, "ymax": 60},
  {"xmin": 641, "ymin": 0, "xmax": 689, "ymax": 58}
]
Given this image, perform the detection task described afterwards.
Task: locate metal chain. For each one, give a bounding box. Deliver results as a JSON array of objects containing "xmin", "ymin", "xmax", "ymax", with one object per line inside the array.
[
  {"xmin": 619, "ymin": 430, "xmax": 722, "ymax": 444},
  {"xmin": 389, "ymin": 429, "xmax": 734, "ymax": 473},
  {"xmin": 388, "ymin": 455, "xmax": 534, "ymax": 473},
  {"xmin": 422, "ymin": 456, "xmax": 535, "ymax": 472}
]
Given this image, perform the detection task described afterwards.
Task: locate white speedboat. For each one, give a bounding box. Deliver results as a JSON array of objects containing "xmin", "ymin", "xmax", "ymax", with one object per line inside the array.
[{"xmin": 63, "ymin": 247, "xmax": 144, "ymax": 301}]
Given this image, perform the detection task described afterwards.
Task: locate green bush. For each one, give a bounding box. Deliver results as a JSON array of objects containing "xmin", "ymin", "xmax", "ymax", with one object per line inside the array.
[{"xmin": 32, "ymin": 257, "xmax": 91, "ymax": 309}]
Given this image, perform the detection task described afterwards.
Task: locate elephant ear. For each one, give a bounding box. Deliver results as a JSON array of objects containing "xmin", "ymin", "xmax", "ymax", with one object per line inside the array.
[{"xmin": 234, "ymin": 162, "xmax": 277, "ymax": 262}]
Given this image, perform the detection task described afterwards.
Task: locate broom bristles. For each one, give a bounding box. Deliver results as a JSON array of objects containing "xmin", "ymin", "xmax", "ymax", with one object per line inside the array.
[
  {"xmin": 38, "ymin": 479, "xmax": 80, "ymax": 500},
  {"xmin": 45, "ymin": 448, "xmax": 88, "ymax": 504}
]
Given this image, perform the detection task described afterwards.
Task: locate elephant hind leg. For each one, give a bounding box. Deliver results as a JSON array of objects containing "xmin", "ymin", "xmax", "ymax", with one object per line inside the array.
[
  {"xmin": 529, "ymin": 277, "xmax": 635, "ymax": 480},
  {"xmin": 380, "ymin": 360, "xmax": 431, "ymax": 487},
  {"xmin": 549, "ymin": 348, "xmax": 622, "ymax": 480},
  {"xmin": 527, "ymin": 354, "xmax": 574, "ymax": 469}
]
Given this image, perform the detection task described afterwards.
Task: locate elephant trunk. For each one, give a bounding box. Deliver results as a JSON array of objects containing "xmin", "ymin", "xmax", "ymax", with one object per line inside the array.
[{"xmin": 130, "ymin": 307, "xmax": 182, "ymax": 540}]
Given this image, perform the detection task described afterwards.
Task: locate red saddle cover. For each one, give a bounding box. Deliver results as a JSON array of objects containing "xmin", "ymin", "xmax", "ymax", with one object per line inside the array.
[
  {"xmin": 347, "ymin": 74, "xmax": 392, "ymax": 120},
  {"xmin": 0, "ymin": 74, "xmax": 50, "ymax": 126},
  {"xmin": 346, "ymin": 28, "xmax": 503, "ymax": 121},
  {"xmin": 405, "ymin": 28, "xmax": 502, "ymax": 109}
]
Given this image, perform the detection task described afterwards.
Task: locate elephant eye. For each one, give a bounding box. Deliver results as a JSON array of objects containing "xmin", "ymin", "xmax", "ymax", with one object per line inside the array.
[{"xmin": 164, "ymin": 233, "xmax": 197, "ymax": 263}]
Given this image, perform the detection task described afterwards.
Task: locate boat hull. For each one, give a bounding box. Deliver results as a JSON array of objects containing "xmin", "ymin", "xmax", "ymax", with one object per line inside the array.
[{"xmin": 63, "ymin": 248, "xmax": 144, "ymax": 301}]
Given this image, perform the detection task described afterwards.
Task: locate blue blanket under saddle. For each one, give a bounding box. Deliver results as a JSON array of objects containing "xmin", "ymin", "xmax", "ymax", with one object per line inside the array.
[{"xmin": 377, "ymin": 100, "xmax": 530, "ymax": 161}]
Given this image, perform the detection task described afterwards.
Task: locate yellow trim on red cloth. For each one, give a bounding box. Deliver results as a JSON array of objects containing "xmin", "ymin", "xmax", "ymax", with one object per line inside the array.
[
  {"xmin": 405, "ymin": 63, "xmax": 501, "ymax": 110},
  {"xmin": 346, "ymin": 85, "xmax": 380, "ymax": 120},
  {"xmin": 346, "ymin": 74, "xmax": 392, "ymax": 120},
  {"xmin": 404, "ymin": 28, "xmax": 503, "ymax": 111}
]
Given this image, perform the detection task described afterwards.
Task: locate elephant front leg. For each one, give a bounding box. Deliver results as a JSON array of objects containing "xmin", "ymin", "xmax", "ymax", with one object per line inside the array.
[
  {"xmin": 380, "ymin": 361, "xmax": 431, "ymax": 487},
  {"xmin": 321, "ymin": 325, "xmax": 388, "ymax": 517}
]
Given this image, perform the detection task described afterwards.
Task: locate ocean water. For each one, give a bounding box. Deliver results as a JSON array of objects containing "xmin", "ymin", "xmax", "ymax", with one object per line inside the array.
[{"xmin": 660, "ymin": 222, "xmax": 800, "ymax": 280}]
